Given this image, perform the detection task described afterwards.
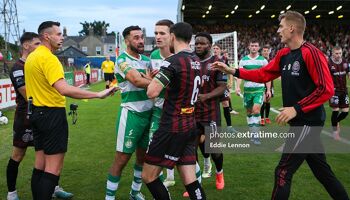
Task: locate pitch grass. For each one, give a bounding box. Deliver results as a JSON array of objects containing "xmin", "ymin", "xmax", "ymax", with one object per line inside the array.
[{"xmin": 0, "ymin": 80, "xmax": 349, "ymax": 200}]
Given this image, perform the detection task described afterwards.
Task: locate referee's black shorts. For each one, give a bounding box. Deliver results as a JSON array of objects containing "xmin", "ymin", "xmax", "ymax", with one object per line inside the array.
[
  {"xmin": 104, "ymin": 73, "xmax": 114, "ymax": 82},
  {"xmin": 30, "ymin": 107, "xmax": 68, "ymax": 155}
]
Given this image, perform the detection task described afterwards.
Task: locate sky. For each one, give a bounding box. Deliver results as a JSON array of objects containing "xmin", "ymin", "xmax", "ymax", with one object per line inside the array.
[{"xmin": 16, "ymin": 0, "xmax": 179, "ymax": 37}]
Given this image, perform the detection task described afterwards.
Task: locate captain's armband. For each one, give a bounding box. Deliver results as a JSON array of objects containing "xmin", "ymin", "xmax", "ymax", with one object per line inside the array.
[{"xmin": 154, "ymin": 72, "xmax": 170, "ymax": 88}]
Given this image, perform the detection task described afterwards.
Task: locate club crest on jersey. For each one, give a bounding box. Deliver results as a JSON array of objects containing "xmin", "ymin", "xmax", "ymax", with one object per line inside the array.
[
  {"xmin": 344, "ymin": 63, "xmax": 348, "ymax": 69},
  {"xmin": 291, "ymin": 61, "xmax": 300, "ymax": 76},
  {"xmin": 191, "ymin": 61, "xmax": 201, "ymax": 70}
]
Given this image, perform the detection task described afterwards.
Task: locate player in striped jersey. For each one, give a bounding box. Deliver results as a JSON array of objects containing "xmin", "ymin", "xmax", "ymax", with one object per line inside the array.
[
  {"xmin": 328, "ymin": 46, "xmax": 350, "ymax": 140},
  {"xmin": 150, "ymin": 19, "xmax": 176, "ymax": 187},
  {"xmin": 105, "ymin": 25, "xmax": 155, "ymax": 200},
  {"xmin": 143, "ymin": 22, "xmax": 206, "ymax": 200},
  {"xmin": 237, "ymin": 39, "xmax": 268, "ymax": 145},
  {"xmin": 194, "ymin": 32, "xmax": 227, "ymax": 190}
]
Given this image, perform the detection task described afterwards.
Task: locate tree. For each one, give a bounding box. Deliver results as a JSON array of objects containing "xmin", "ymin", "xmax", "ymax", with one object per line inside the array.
[{"xmin": 79, "ymin": 20, "xmax": 111, "ymax": 36}]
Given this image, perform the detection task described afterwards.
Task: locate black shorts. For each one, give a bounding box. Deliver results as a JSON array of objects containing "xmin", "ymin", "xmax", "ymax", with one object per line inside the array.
[
  {"xmin": 13, "ymin": 111, "xmax": 34, "ymax": 148},
  {"xmin": 197, "ymin": 121, "xmax": 218, "ymax": 136},
  {"xmin": 329, "ymin": 91, "xmax": 349, "ymax": 108},
  {"xmin": 30, "ymin": 107, "xmax": 68, "ymax": 155},
  {"xmin": 145, "ymin": 129, "xmax": 197, "ymax": 169},
  {"xmin": 220, "ymin": 89, "xmax": 231, "ymax": 102},
  {"xmin": 104, "ymin": 73, "xmax": 114, "ymax": 82}
]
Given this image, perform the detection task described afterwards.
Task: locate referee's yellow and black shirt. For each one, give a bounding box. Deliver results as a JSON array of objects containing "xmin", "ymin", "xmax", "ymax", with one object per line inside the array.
[
  {"xmin": 101, "ymin": 60, "xmax": 115, "ymax": 73},
  {"xmin": 24, "ymin": 45, "xmax": 66, "ymax": 107}
]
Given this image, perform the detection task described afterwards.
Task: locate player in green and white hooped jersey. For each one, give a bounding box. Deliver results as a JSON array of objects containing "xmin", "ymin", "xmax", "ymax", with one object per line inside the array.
[
  {"xmin": 236, "ymin": 40, "xmax": 269, "ymax": 145},
  {"xmin": 150, "ymin": 19, "xmax": 176, "ymax": 188},
  {"xmin": 105, "ymin": 26, "xmax": 154, "ymax": 200}
]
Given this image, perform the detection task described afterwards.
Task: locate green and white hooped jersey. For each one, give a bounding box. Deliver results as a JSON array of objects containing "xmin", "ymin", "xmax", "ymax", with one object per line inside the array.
[
  {"xmin": 239, "ymin": 55, "xmax": 268, "ymax": 93},
  {"xmin": 150, "ymin": 49, "xmax": 167, "ymax": 109},
  {"xmin": 115, "ymin": 52, "xmax": 153, "ymax": 113}
]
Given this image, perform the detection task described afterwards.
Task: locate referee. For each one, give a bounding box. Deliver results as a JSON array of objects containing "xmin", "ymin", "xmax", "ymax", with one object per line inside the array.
[{"xmin": 25, "ymin": 21, "xmax": 117, "ymax": 200}]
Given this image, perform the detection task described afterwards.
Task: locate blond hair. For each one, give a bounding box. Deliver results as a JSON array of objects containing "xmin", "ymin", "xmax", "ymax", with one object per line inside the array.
[{"xmin": 279, "ymin": 11, "xmax": 306, "ymax": 34}]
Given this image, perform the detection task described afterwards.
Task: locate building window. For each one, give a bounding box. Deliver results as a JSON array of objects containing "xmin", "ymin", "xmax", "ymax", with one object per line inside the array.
[
  {"xmin": 82, "ymin": 46, "xmax": 87, "ymax": 52},
  {"xmin": 109, "ymin": 45, "xmax": 113, "ymax": 52},
  {"xmin": 96, "ymin": 46, "xmax": 101, "ymax": 55}
]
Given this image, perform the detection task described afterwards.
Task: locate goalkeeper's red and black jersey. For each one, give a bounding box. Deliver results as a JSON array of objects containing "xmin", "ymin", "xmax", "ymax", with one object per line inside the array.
[
  {"xmin": 154, "ymin": 50, "xmax": 201, "ymax": 133},
  {"xmin": 9, "ymin": 59, "xmax": 27, "ymax": 113},
  {"xmin": 328, "ymin": 58, "xmax": 349, "ymax": 92},
  {"xmin": 235, "ymin": 42, "xmax": 334, "ymax": 125},
  {"xmin": 195, "ymin": 55, "xmax": 226, "ymax": 124}
]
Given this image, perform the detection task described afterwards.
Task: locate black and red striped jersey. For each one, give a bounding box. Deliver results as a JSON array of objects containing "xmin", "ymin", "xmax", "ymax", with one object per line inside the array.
[
  {"xmin": 155, "ymin": 50, "xmax": 201, "ymax": 133},
  {"xmin": 236, "ymin": 42, "xmax": 334, "ymax": 125},
  {"xmin": 9, "ymin": 59, "xmax": 27, "ymax": 113},
  {"xmin": 328, "ymin": 58, "xmax": 349, "ymax": 92},
  {"xmin": 195, "ymin": 55, "xmax": 226, "ymax": 123}
]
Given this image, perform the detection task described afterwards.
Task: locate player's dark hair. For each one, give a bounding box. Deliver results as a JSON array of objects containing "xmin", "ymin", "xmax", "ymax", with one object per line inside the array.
[
  {"xmin": 155, "ymin": 19, "xmax": 174, "ymax": 28},
  {"xmin": 263, "ymin": 44, "xmax": 271, "ymax": 49},
  {"xmin": 333, "ymin": 46, "xmax": 342, "ymax": 51},
  {"xmin": 195, "ymin": 32, "xmax": 213, "ymax": 45},
  {"xmin": 38, "ymin": 21, "xmax": 60, "ymax": 35},
  {"xmin": 213, "ymin": 43, "xmax": 222, "ymax": 49},
  {"xmin": 20, "ymin": 32, "xmax": 39, "ymax": 45},
  {"xmin": 122, "ymin": 25, "xmax": 142, "ymax": 38},
  {"xmin": 249, "ymin": 38, "xmax": 260, "ymax": 45},
  {"xmin": 170, "ymin": 22, "xmax": 193, "ymax": 43}
]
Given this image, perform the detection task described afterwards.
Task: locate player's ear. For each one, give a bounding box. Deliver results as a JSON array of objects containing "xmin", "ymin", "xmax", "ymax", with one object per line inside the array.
[{"xmin": 170, "ymin": 33, "xmax": 175, "ymax": 41}]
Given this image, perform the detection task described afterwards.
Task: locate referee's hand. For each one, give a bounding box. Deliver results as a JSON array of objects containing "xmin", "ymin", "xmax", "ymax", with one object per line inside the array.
[{"xmin": 98, "ymin": 87, "xmax": 119, "ymax": 99}]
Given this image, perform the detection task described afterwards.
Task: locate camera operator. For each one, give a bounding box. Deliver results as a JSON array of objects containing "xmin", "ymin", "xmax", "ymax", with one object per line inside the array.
[
  {"xmin": 24, "ymin": 21, "xmax": 117, "ymax": 200},
  {"xmin": 68, "ymin": 104, "xmax": 78, "ymax": 124}
]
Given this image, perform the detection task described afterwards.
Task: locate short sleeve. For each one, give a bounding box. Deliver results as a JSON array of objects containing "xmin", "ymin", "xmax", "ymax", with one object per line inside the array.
[{"xmin": 44, "ymin": 56, "xmax": 65, "ymax": 86}]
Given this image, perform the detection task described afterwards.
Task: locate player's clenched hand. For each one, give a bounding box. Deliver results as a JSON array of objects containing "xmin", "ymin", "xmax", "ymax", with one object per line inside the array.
[
  {"xmin": 212, "ymin": 61, "xmax": 235, "ymax": 75},
  {"xmin": 98, "ymin": 87, "xmax": 119, "ymax": 99},
  {"xmin": 276, "ymin": 107, "xmax": 297, "ymax": 125}
]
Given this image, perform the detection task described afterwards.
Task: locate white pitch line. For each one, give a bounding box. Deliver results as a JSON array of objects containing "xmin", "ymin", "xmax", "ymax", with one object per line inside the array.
[{"xmin": 270, "ymin": 107, "xmax": 350, "ymax": 145}]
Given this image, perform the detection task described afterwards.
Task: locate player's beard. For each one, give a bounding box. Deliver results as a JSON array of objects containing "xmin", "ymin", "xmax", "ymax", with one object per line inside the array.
[
  {"xmin": 196, "ymin": 49, "xmax": 209, "ymax": 59},
  {"xmin": 130, "ymin": 44, "xmax": 144, "ymax": 54}
]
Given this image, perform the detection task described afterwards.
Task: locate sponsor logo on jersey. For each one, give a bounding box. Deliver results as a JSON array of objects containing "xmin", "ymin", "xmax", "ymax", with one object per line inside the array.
[
  {"xmin": 202, "ymin": 74, "xmax": 210, "ymax": 82},
  {"xmin": 191, "ymin": 61, "xmax": 201, "ymax": 70},
  {"xmin": 180, "ymin": 107, "xmax": 194, "ymax": 114}
]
